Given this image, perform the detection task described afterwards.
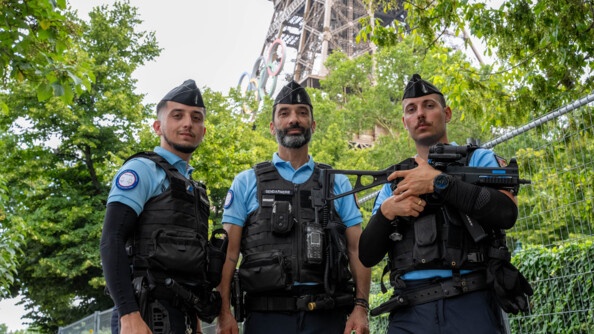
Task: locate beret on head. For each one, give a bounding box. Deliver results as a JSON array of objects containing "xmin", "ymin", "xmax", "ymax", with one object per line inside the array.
[
  {"xmin": 402, "ymin": 74, "xmax": 443, "ymax": 100},
  {"xmin": 273, "ymin": 80, "xmax": 313, "ymax": 119},
  {"xmin": 160, "ymin": 79, "xmax": 205, "ymax": 108}
]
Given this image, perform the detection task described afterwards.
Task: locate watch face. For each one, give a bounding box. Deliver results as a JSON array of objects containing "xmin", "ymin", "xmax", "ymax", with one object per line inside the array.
[{"xmin": 435, "ymin": 174, "xmax": 449, "ymax": 190}]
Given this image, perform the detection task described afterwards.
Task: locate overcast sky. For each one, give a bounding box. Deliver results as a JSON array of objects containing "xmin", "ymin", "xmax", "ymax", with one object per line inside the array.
[
  {"xmin": 78, "ymin": 0, "xmax": 276, "ymax": 103},
  {"xmin": 0, "ymin": 1, "xmax": 275, "ymax": 331}
]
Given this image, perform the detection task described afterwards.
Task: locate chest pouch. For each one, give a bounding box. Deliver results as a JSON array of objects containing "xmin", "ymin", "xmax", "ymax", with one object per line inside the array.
[
  {"xmin": 413, "ymin": 214, "xmax": 440, "ymax": 265},
  {"xmin": 238, "ymin": 250, "xmax": 291, "ymax": 293},
  {"xmin": 148, "ymin": 229, "xmax": 207, "ymax": 278},
  {"xmin": 271, "ymin": 201, "xmax": 295, "ymax": 235}
]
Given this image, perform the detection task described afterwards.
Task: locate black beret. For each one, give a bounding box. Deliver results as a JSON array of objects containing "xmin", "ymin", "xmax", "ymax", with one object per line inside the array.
[
  {"xmin": 273, "ymin": 80, "xmax": 313, "ymax": 109},
  {"xmin": 402, "ymin": 74, "xmax": 443, "ymax": 100},
  {"xmin": 160, "ymin": 79, "xmax": 205, "ymax": 108}
]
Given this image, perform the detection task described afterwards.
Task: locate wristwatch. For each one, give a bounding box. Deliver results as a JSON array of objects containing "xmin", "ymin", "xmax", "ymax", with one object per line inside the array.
[{"xmin": 433, "ymin": 173, "xmax": 452, "ymax": 194}]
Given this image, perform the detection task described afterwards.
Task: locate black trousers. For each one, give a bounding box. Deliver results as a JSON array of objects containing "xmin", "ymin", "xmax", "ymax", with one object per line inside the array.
[
  {"xmin": 244, "ymin": 309, "xmax": 347, "ymax": 334},
  {"xmin": 387, "ymin": 290, "xmax": 505, "ymax": 334}
]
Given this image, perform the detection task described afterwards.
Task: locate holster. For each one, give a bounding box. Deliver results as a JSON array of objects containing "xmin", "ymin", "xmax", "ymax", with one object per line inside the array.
[
  {"xmin": 132, "ymin": 276, "xmax": 150, "ymax": 322},
  {"xmin": 231, "ymin": 269, "xmax": 245, "ymax": 322}
]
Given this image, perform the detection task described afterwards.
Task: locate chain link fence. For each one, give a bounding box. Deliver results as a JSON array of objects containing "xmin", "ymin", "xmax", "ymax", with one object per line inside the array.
[{"xmin": 60, "ymin": 94, "xmax": 593, "ymax": 333}]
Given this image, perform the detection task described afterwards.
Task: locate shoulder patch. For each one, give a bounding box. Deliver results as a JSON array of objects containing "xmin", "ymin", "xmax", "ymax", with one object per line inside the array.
[
  {"xmin": 224, "ymin": 190, "xmax": 234, "ymax": 209},
  {"xmin": 116, "ymin": 169, "xmax": 139, "ymax": 190}
]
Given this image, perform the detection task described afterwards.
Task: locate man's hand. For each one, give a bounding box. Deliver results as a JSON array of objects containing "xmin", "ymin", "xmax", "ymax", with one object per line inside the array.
[
  {"xmin": 343, "ymin": 305, "xmax": 370, "ymax": 334},
  {"xmin": 216, "ymin": 310, "xmax": 239, "ymax": 334},
  {"xmin": 379, "ymin": 195, "xmax": 425, "ymax": 221},
  {"xmin": 119, "ymin": 311, "xmax": 152, "ymax": 334},
  {"xmin": 388, "ymin": 156, "xmax": 441, "ymax": 200}
]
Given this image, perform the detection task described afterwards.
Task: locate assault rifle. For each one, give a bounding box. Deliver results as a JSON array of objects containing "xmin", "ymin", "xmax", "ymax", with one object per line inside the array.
[
  {"xmin": 319, "ymin": 143, "xmax": 531, "ymax": 203},
  {"xmin": 313, "ymin": 144, "xmax": 531, "ymax": 244}
]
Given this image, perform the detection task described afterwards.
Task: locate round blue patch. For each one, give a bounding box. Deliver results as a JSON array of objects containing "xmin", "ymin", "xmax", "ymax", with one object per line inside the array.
[
  {"xmin": 116, "ymin": 169, "xmax": 139, "ymax": 190},
  {"xmin": 223, "ymin": 190, "xmax": 234, "ymax": 209}
]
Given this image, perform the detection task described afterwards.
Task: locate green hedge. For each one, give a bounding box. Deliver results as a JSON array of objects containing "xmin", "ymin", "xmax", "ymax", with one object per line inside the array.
[{"xmin": 509, "ymin": 240, "xmax": 594, "ymax": 334}]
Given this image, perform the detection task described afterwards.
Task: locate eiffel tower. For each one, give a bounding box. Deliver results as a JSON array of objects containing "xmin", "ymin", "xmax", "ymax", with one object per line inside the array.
[{"xmin": 261, "ymin": 0, "xmax": 404, "ymax": 88}]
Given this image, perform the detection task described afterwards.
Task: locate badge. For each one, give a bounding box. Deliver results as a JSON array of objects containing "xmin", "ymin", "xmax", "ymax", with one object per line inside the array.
[
  {"xmin": 224, "ymin": 190, "xmax": 234, "ymax": 209},
  {"xmin": 116, "ymin": 170, "xmax": 139, "ymax": 190}
]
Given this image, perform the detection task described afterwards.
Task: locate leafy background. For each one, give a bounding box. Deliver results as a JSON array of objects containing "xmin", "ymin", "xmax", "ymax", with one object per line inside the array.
[{"xmin": 1, "ymin": 0, "xmax": 593, "ymax": 332}]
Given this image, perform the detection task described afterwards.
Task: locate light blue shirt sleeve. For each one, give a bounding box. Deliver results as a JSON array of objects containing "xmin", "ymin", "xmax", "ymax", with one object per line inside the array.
[
  {"xmin": 107, "ymin": 158, "xmax": 165, "ymax": 215},
  {"xmin": 371, "ymin": 183, "xmax": 393, "ymax": 215},
  {"xmin": 333, "ymin": 174, "xmax": 363, "ymax": 227},
  {"xmin": 469, "ymin": 148, "xmax": 499, "ymax": 167},
  {"xmin": 106, "ymin": 146, "xmax": 190, "ymax": 216},
  {"xmin": 221, "ymin": 169, "xmax": 258, "ymax": 227}
]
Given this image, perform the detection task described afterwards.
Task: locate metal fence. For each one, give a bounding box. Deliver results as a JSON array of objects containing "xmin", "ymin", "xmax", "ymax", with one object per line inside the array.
[
  {"xmin": 59, "ymin": 94, "xmax": 594, "ymax": 334},
  {"xmin": 479, "ymin": 93, "xmax": 594, "ymax": 333}
]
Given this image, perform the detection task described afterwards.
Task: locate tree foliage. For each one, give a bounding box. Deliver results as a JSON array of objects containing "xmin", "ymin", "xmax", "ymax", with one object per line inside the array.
[
  {"xmin": 360, "ymin": 0, "xmax": 594, "ymax": 123},
  {"xmin": 0, "ymin": 1, "xmax": 159, "ymax": 331},
  {"xmin": 1, "ymin": 0, "xmax": 94, "ymax": 109},
  {"xmin": 0, "ymin": 0, "xmax": 592, "ymax": 332}
]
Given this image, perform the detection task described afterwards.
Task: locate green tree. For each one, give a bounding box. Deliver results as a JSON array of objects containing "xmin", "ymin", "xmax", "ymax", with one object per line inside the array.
[
  {"xmin": 360, "ymin": 0, "xmax": 594, "ymax": 122},
  {"xmin": 0, "ymin": 0, "xmax": 94, "ymax": 109},
  {"xmin": 0, "ymin": 1, "xmax": 159, "ymax": 331},
  {"xmin": 193, "ymin": 88, "xmax": 276, "ymax": 225}
]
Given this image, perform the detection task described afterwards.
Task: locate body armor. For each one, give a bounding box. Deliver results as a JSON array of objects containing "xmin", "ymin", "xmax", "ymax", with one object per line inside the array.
[
  {"xmin": 238, "ymin": 161, "xmax": 352, "ymax": 294},
  {"xmin": 386, "ymin": 151, "xmax": 504, "ymax": 287},
  {"xmin": 128, "ymin": 152, "xmax": 211, "ymax": 287}
]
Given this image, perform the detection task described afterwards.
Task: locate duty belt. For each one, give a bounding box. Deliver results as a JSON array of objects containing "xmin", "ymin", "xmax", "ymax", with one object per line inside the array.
[
  {"xmin": 370, "ymin": 271, "xmax": 488, "ymax": 316},
  {"xmin": 246, "ymin": 293, "xmax": 354, "ymax": 312}
]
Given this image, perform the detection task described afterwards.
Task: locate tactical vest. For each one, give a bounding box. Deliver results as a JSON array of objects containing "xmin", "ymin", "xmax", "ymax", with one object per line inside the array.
[
  {"xmin": 127, "ymin": 152, "xmax": 211, "ymax": 287},
  {"xmin": 386, "ymin": 151, "xmax": 505, "ymax": 287},
  {"xmin": 238, "ymin": 161, "xmax": 352, "ymax": 294}
]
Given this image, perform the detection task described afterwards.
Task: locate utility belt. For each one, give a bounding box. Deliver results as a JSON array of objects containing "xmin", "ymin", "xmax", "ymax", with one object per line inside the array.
[
  {"xmin": 371, "ymin": 271, "xmax": 488, "ymax": 316},
  {"xmin": 245, "ymin": 286, "xmax": 354, "ymax": 313},
  {"xmin": 133, "ymin": 275, "xmax": 222, "ymax": 324}
]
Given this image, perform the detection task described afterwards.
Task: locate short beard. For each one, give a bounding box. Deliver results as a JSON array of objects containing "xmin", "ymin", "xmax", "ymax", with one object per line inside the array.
[
  {"xmin": 276, "ymin": 126, "xmax": 312, "ymax": 149},
  {"xmin": 164, "ymin": 134, "xmax": 200, "ymax": 154}
]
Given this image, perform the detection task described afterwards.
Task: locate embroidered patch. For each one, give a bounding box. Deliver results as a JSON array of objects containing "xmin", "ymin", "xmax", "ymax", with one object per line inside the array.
[
  {"xmin": 116, "ymin": 170, "xmax": 139, "ymax": 190},
  {"xmin": 224, "ymin": 190, "xmax": 234, "ymax": 209}
]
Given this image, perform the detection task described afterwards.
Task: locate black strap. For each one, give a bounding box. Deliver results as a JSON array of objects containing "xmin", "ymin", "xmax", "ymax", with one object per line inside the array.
[{"xmin": 370, "ymin": 271, "xmax": 488, "ymax": 316}]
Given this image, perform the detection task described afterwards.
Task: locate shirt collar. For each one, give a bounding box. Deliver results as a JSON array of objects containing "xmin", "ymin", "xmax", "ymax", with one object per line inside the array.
[
  {"xmin": 154, "ymin": 146, "xmax": 192, "ymax": 176},
  {"xmin": 271, "ymin": 152, "xmax": 314, "ymax": 172}
]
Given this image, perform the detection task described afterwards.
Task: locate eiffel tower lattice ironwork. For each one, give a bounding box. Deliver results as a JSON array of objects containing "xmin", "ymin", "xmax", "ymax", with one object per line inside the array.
[{"xmin": 261, "ymin": 0, "xmax": 405, "ymax": 87}]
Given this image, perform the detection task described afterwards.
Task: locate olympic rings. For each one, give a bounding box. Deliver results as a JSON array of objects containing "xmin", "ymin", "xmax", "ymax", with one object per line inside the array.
[
  {"xmin": 237, "ymin": 38, "xmax": 287, "ymax": 115},
  {"xmin": 266, "ymin": 38, "xmax": 286, "ymax": 77}
]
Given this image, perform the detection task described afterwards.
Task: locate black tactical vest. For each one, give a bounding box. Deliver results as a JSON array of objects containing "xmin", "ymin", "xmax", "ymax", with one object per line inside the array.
[
  {"xmin": 386, "ymin": 152, "xmax": 495, "ymax": 285},
  {"xmin": 238, "ymin": 161, "xmax": 351, "ymax": 294},
  {"xmin": 128, "ymin": 152, "xmax": 211, "ymax": 287}
]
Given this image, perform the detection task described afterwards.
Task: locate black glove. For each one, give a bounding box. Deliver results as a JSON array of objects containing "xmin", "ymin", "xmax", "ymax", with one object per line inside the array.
[{"xmin": 486, "ymin": 259, "xmax": 534, "ymax": 314}]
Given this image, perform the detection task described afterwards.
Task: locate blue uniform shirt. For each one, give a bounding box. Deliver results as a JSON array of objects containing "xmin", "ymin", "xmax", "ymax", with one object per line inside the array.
[
  {"xmin": 222, "ymin": 153, "xmax": 362, "ymax": 228},
  {"xmin": 107, "ymin": 146, "xmax": 193, "ymax": 215},
  {"xmin": 372, "ymin": 146, "xmax": 500, "ymax": 280}
]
